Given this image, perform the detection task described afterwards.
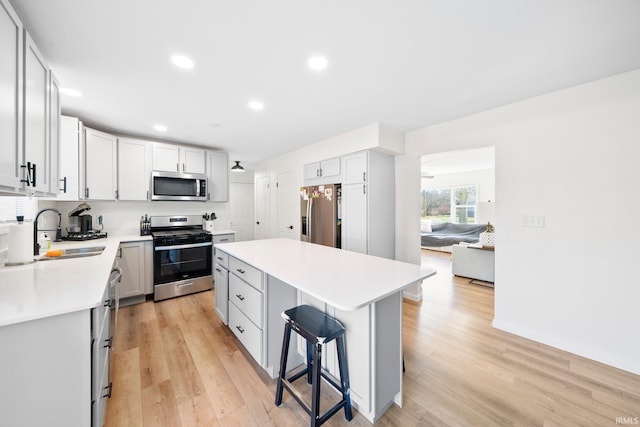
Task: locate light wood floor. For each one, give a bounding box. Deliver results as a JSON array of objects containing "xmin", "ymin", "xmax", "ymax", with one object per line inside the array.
[{"xmin": 105, "ymin": 250, "xmax": 640, "ymax": 426}]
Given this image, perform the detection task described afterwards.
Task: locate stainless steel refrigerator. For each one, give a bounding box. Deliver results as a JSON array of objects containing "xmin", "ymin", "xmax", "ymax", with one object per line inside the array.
[{"xmin": 300, "ymin": 184, "xmax": 341, "ymax": 248}]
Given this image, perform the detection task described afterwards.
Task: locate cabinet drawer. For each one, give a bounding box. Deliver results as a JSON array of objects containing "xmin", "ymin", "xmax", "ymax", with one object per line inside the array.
[
  {"xmin": 213, "ymin": 234, "xmax": 234, "ymax": 245},
  {"xmin": 229, "ymin": 257, "xmax": 263, "ymax": 290},
  {"xmin": 229, "ymin": 274, "xmax": 263, "ymax": 327},
  {"xmin": 92, "ymin": 285, "xmax": 111, "ymax": 339},
  {"xmin": 92, "ymin": 307, "xmax": 111, "ymax": 401},
  {"xmin": 214, "ymin": 264, "xmax": 229, "ymax": 325},
  {"xmin": 214, "ymin": 249, "xmax": 229, "ymax": 270},
  {"xmin": 229, "ymin": 301, "xmax": 263, "ymax": 364}
]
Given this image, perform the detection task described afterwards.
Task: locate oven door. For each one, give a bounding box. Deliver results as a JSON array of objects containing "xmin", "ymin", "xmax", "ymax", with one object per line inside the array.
[{"xmin": 153, "ymin": 241, "xmax": 212, "ymax": 301}]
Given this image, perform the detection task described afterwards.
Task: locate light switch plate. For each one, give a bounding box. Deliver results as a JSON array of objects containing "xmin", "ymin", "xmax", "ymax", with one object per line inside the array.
[{"xmin": 522, "ymin": 215, "xmax": 545, "ymax": 228}]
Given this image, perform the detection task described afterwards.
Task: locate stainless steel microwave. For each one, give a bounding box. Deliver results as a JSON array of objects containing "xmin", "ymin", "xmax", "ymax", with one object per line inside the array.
[{"xmin": 151, "ymin": 171, "xmax": 207, "ymax": 201}]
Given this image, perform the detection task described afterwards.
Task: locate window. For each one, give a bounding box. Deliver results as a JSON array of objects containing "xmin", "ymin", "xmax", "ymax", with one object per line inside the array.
[{"xmin": 421, "ymin": 185, "xmax": 477, "ymax": 224}]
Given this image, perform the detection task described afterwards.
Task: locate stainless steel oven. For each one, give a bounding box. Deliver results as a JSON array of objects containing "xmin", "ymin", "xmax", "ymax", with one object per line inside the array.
[{"xmin": 151, "ymin": 215, "xmax": 212, "ymax": 301}]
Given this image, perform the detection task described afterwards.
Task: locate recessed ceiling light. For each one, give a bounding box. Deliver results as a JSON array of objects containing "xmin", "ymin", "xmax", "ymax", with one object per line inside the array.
[
  {"xmin": 171, "ymin": 55, "xmax": 194, "ymax": 69},
  {"xmin": 209, "ymin": 122, "xmax": 221, "ymax": 128},
  {"xmin": 308, "ymin": 56, "xmax": 328, "ymax": 70},
  {"xmin": 60, "ymin": 87, "xmax": 82, "ymax": 97},
  {"xmin": 153, "ymin": 124, "xmax": 167, "ymax": 132},
  {"xmin": 248, "ymin": 100, "xmax": 264, "ymax": 110}
]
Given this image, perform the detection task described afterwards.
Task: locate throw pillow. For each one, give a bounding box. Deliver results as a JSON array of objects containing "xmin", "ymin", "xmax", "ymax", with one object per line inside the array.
[{"xmin": 421, "ymin": 219, "xmax": 432, "ymax": 233}]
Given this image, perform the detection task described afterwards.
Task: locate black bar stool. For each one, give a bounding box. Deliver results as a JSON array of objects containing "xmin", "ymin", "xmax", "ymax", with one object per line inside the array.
[{"xmin": 275, "ymin": 305, "xmax": 353, "ymax": 427}]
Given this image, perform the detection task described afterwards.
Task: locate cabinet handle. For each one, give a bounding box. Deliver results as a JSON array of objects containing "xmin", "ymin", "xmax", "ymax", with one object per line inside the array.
[
  {"xmin": 85, "ymin": 188, "xmax": 90, "ymax": 198},
  {"xmin": 235, "ymin": 325, "xmax": 245, "ymax": 334},
  {"xmin": 176, "ymin": 162, "xmax": 180, "ymax": 172},
  {"xmin": 216, "ymin": 256, "xmax": 223, "ymax": 261},
  {"xmin": 256, "ymin": 221, "xmax": 260, "ymax": 225},
  {"xmin": 316, "ymin": 169, "xmax": 319, "ymax": 177},
  {"xmin": 215, "ymin": 267, "xmax": 222, "ymax": 272},
  {"xmin": 363, "ymin": 171, "xmax": 366, "ymax": 182},
  {"xmin": 104, "ymin": 336, "xmax": 113, "ymax": 349},
  {"xmin": 220, "ymin": 238, "xmax": 229, "ymax": 242},
  {"xmin": 20, "ymin": 162, "xmax": 36, "ymax": 187},
  {"xmin": 60, "ymin": 177, "xmax": 67, "ymax": 193},
  {"xmin": 102, "ymin": 382, "xmax": 113, "ymax": 399},
  {"xmin": 236, "ymin": 268, "xmax": 245, "ymax": 274},
  {"xmin": 104, "ymin": 299, "xmax": 113, "ymax": 308},
  {"xmin": 319, "ymin": 167, "xmax": 323, "ymax": 177},
  {"xmin": 182, "ymin": 163, "xmax": 185, "ymax": 172},
  {"xmin": 115, "ymin": 190, "xmax": 118, "ymax": 199},
  {"xmin": 235, "ymin": 294, "xmax": 245, "ymax": 301},
  {"xmin": 363, "ymin": 184, "xmax": 366, "ymax": 194},
  {"xmin": 287, "ymin": 225, "xmax": 293, "ymax": 230},
  {"xmin": 146, "ymin": 190, "xmax": 149, "ymax": 200}
]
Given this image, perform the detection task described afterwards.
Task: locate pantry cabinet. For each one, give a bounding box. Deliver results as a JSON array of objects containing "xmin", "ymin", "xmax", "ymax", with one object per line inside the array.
[
  {"xmin": 117, "ymin": 137, "xmax": 151, "ymax": 200},
  {"xmin": 84, "ymin": 127, "xmax": 117, "ymax": 200},
  {"xmin": 340, "ymin": 150, "xmax": 395, "ymax": 259},
  {"xmin": 152, "ymin": 142, "xmax": 206, "ymax": 174},
  {"xmin": 0, "ymin": 0, "xmax": 23, "ymax": 192}
]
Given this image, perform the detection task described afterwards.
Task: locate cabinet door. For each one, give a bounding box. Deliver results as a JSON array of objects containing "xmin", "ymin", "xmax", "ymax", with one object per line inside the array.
[
  {"xmin": 48, "ymin": 71, "xmax": 60, "ymax": 195},
  {"xmin": 303, "ymin": 162, "xmax": 320, "ymax": 180},
  {"xmin": 341, "ymin": 183, "xmax": 368, "ymax": 254},
  {"xmin": 214, "ymin": 265, "xmax": 229, "ymax": 324},
  {"xmin": 181, "ymin": 146, "xmax": 205, "ymax": 174},
  {"xmin": 320, "ymin": 157, "xmax": 341, "ymax": 178},
  {"xmin": 342, "ymin": 151, "xmax": 368, "ymax": 184},
  {"xmin": 118, "ymin": 137, "xmax": 151, "ymax": 200},
  {"xmin": 0, "ymin": 0, "xmax": 22, "ymax": 191},
  {"xmin": 207, "ymin": 151, "xmax": 228, "ymax": 201},
  {"xmin": 84, "ymin": 127, "xmax": 117, "ymax": 200},
  {"xmin": 58, "ymin": 116, "xmax": 80, "ymax": 200},
  {"xmin": 23, "ymin": 31, "xmax": 49, "ymax": 193},
  {"xmin": 117, "ymin": 243, "xmax": 145, "ymax": 299},
  {"xmin": 152, "ymin": 142, "xmax": 179, "ymax": 172}
]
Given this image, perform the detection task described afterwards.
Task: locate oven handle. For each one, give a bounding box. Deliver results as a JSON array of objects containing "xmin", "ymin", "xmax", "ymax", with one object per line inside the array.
[{"xmin": 154, "ymin": 242, "xmax": 212, "ymax": 251}]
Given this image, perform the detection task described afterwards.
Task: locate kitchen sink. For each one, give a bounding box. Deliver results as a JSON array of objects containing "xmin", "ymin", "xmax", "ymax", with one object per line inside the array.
[{"xmin": 38, "ymin": 246, "xmax": 106, "ymax": 261}]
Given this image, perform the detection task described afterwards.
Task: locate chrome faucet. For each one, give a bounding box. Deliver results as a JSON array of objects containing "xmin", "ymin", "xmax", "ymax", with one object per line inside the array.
[{"xmin": 34, "ymin": 208, "xmax": 63, "ymax": 255}]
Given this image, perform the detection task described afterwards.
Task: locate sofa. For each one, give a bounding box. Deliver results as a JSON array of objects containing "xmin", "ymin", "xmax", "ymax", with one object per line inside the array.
[{"xmin": 421, "ymin": 220, "xmax": 487, "ymax": 250}]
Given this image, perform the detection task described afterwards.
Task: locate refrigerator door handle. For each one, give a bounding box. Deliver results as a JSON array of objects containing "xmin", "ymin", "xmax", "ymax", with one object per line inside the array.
[{"xmin": 308, "ymin": 196, "xmax": 313, "ymax": 242}]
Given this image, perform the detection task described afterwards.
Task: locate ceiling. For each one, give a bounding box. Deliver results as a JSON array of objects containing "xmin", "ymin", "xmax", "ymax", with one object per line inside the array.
[{"xmin": 11, "ymin": 1, "xmax": 640, "ymax": 168}]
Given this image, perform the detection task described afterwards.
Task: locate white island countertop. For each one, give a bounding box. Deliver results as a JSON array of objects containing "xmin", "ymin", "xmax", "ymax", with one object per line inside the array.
[
  {"xmin": 216, "ymin": 238, "xmax": 436, "ymax": 311},
  {"xmin": 0, "ymin": 234, "xmax": 151, "ymax": 328}
]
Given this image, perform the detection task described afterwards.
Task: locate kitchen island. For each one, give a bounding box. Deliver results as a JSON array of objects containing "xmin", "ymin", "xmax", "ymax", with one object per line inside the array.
[{"xmin": 215, "ymin": 238, "xmax": 437, "ymax": 423}]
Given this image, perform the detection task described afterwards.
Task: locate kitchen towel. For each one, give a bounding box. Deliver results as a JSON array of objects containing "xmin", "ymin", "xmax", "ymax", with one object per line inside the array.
[{"xmin": 7, "ymin": 221, "xmax": 34, "ymax": 264}]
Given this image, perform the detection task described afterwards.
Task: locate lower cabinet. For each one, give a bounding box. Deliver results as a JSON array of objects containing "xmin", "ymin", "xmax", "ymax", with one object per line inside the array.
[
  {"xmin": 0, "ymin": 283, "xmax": 114, "ymax": 426},
  {"xmin": 115, "ymin": 240, "xmax": 153, "ymax": 304},
  {"xmin": 213, "ymin": 233, "xmax": 235, "ymax": 324}
]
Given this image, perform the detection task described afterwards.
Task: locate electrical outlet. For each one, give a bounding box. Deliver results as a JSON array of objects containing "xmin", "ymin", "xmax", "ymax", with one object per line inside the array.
[{"xmin": 522, "ymin": 215, "xmax": 545, "ymax": 228}]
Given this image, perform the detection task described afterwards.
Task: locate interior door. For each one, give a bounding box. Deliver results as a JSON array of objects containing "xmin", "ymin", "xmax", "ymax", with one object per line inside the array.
[
  {"xmin": 255, "ymin": 175, "xmax": 270, "ymax": 239},
  {"xmin": 230, "ymin": 181, "xmax": 255, "ymax": 241},
  {"xmin": 276, "ymin": 171, "xmax": 297, "ymax": 239}
]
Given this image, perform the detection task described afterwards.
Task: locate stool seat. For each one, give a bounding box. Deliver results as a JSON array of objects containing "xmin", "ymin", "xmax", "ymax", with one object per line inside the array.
[
  {"xmin": 282, "ymin": 305, "xmax": 345, "ymax": 344},
  {"xmin": 275, "ymin": 305, "xmax": 353, "ymax": 427}
]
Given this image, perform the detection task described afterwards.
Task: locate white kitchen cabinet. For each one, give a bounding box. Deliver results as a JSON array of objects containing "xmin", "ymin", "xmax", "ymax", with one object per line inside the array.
[
  {"xmin": 0, "ymin": 0, "xmax": 23, "ymax": 192},
  {"xmin": 116, "ymin": 242, "xmax": 145, "ymax": 300},
  {"xmin": 214, "ymin": 253, "xmax": 229, "ymax": 324},
  {"xmin": 118, "ymin": 137, "xmax": 151, "ymax": 200},
  {"xmin": 303, "ymin": 157, "xmax": 341, "ymax": 184},
  {"xmin": 59, "ymin": 115, "xmax": 81, "ymax": 200},
  {"xmin": 84, "ymin": 127, "xmax": 117, "ymax": 200},
  {"xmin": 0, "ymin": 281, "xmax": 113, "ymax": 427},
  {"xmin": 206, "ymin": 151, "xmax": 228, "ymax": 201},
  {"xmin": 341, "ymin": 150, "xmax": 395, "ymax": 259},
  {"xmin": 23, "ymin": 30, "xmax": 50, "ymax": 194},
  {"xmin": 48, "ymin": 71, "xmax": 61, "ymax": 195},
  {"xmin": 152, "ymin": 142, "xmax": 206, "ymax": 174}
]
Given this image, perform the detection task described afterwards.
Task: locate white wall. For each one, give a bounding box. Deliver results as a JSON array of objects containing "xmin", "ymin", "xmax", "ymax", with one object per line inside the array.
[{"xmin": 397, "ymin": 69, "xmax": 640, "ymax": 375}]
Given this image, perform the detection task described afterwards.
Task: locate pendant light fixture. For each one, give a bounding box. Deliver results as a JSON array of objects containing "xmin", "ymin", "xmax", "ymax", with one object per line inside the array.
[{"xmin": 231, "ymin": 160, "xmax": 245, "ymax": 172}]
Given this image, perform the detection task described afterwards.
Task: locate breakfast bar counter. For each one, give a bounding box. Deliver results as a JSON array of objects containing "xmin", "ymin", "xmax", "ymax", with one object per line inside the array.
[{"xmin": 215, "ymin": 238, "xmax": 436, "ymax": 423}]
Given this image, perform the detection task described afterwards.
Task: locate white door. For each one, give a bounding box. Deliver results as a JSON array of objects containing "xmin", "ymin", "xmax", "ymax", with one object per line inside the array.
[
  {"xmin": 276, "ymin": 171, "xmax": 297, "ymax": 239},
  {"xmin": 23, "ymin": 31, "xmax": 49, "ymax": 193},
  {"xmin": 229, "ymin": 182, "xmax": 255, "ymax": 242},
  {"xmin": 255, "ymin": 175, "xmax": 271, "ymax": 239},
  {"xmin": 341, "ymin": 183, "xmax": 368, "ymax": 254},
  {"xmin": 84, "ymin": 128, "xmax": 117, "ymax": 200},
  {"xmin": 118, "ymin": 138, "xmax": 150, "ymax": 200},
  {"xmin": 0, "ymin": 0, "xmax": 22, "ymax": 190}
]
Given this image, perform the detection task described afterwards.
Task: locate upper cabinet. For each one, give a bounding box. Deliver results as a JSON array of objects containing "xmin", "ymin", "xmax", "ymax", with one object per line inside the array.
[
  {"xmin": 152, "ymin": 142, "xmax": 206, "ymax": 174},
  {"xmin": 83, "ymin": 127, "xmax": 117, "ymax": 200},
  {"xmin": 206, "ymin": 151, "xmax": 228, "ymax": 202},
  {"xmin": 303, "ymin": 157, "xmax": 341, "ymax": 185},
  {"xmin": 48, "ymin": 71, "xmax": 61, "ymax": 194},
  {"xmin": 59, "ymin": 115, "xmax": 81, "ymax": 200},
  {"xmin": 0, "ymin": 0, "xmax": 23, "ymax": 192},
  {"xmin": 118, "ymin": 137, "xmax": 151, "ymax": 201},
  {"xmin": 23, "ymin": 30, "xmax": 50, "ymax": 194}
]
